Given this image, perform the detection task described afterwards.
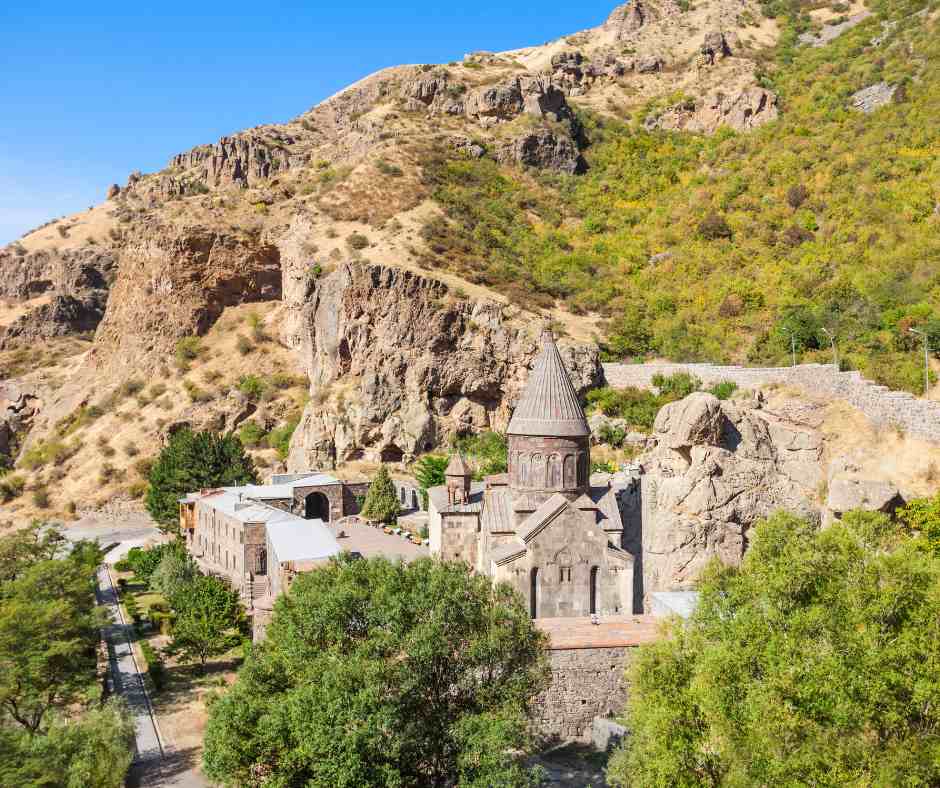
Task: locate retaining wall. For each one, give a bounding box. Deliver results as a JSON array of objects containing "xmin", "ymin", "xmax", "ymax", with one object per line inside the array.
[{"xmin": 602, "ymin": 362, "xmax": 940, "ymax": 444}]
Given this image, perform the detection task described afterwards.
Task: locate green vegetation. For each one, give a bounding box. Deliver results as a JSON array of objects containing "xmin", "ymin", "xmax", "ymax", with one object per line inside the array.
[
  {"xmin": 421, "ymin": 1, "xmax": 940, "ymax": 392},
  {"xmin": 169, "ymin": 574, "xmax": 242, "ymax": 667},
  {"xmin": 898, "ymin": 492, "xmax": 940, "ymax": 556},
  {"xmin": 413, "ymin": 454, "xmax": 449, "ymax": 505},
  {"xmin": 203, "ymin": 556, "xmax": 549, "ymax": 786},
  {"xmin": 267, "ymin": 416, "xmax": 300, "ymax": 460},
  {"xmin": 586, "ymin": 372, "xmax": 734, "ymax": 433},
  {"xmin": 609, "ymin": 510, "xmax": 940, "ymax": 786},
  {"xmin": 145, "ymin": 428, "xmax": 258, "ymax": 531},
  {"xmin": 454, "ymin": 431, "xmax": 508, "ymax": 479},
  {"xmin": 0, "ymin": 524, "xmax": 134, "ymax": 785},
  {"xmin": 360, "ymin": 465, "xmax": 401, "ymax": 523}
]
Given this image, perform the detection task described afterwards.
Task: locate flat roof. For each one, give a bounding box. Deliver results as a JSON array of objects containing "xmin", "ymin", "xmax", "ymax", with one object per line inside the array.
[
  {"xmin": 334, "ymin": 519, "xmax": 428, "ymax": 563},
  {"xmin": 267, "ymin": 518, "xmax": 340, "ymax": 562},
  {"xmin": 536, "ymin": 616, "xmax": 663, "ymax": 650}
]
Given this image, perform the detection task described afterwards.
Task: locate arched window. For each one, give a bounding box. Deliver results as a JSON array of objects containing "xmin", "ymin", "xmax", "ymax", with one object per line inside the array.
[
  {"xmin": 548, "ymin": 454, "xmax": 562, "ymax": 488},
  {"xmin": 532, "ymin": 454, "xmax": 546, "ymax": 488},
  {"xmin": 590, "ymin": 566, "xmax": 599, "ymax": 615},
  {"xmin": 564, "ymin": 454, "xmax": 576, "ymax": 488},
  {"xmin": 530, "ymin": 567, "xmax": 539, "ymax": 619}
]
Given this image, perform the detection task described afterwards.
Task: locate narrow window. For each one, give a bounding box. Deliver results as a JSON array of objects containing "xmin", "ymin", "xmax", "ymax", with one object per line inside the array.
[
  {"xmin": 590, "ymin": 566, "xmax": 599, "ymax": 615},
  {"xmin": 530, "ymin": 568, "xmax": 539, "ymax": 619}
]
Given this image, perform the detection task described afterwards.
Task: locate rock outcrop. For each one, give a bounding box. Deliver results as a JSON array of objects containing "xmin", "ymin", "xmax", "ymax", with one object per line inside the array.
[
  {"xmin": 851, "ymin": 82, "xmax": 899, "ymax": 114},
  {"xmin": 278, "ymin": 248, "xmax": 601, "ymax": 468},
  {"xmin": 605, "ymin": 0, "xmax": 682, "ymax": 39},
  {"xmin": 497, "ymin": 129, "xmax": 585, "ymax": 174},
  {"xmin": 638, "ymin": 393, "xmax": 821, "ymax": 605},
  {"xmin": 464, "ymin": 74, "xmax": 576, "ymax": 126},
  {"xmin": 0, "ymin": 382, "xmax": 42, "ymax": 467},
  {"xmin": 648, "ymin": 87, "xmax": 779, "ymax": 133},
  {"xmin": 92, "ymin": 225, "xmax": 281, "ymax": 362},
  {"xmin": 0, "ymin": 245, "xmax": 116, "ymax": 346}
]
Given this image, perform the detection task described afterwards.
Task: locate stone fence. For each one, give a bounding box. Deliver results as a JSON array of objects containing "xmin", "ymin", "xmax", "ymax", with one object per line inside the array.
[{"xmin": 602, "ymin": 362, "xmax": 940, "ymax": 444}]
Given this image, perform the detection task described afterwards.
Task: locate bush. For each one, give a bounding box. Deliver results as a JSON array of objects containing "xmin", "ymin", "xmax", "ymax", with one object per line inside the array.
[
  {"xmin": 707, "ymin": 380, "xmax": 738, "ymax": 400},
  {"xmin": 175, "ymin": 336, "xmax": 203, "ymax": 366},
  {"xmin": 268, "ymin": 417, "xmax": 300, "ymax": 460},
  {"xmin": 237, "ymin": 374, "xmax": 267, "ymax": 401},
  {"xmin": 453, "ymin": 431, "xmax": 508, "ymax": 478},
  {"xmin": 113, "ymin": 559, "xmax": 131, "ymax": 573},
  {"xmin": 235, "ymin": 335, "xmax": 253, "ymax": 356},
  {"xmin": 346, "ymin": 232, "xmax": 370, "ymax": 250},
  {"xmin": 32, "ymin": 486, "xmax": 50, "ymax": 509},
  {"xmin": 0, "ymin": 474, "xmax": 26, "ymax": 502},
  {"xmin": 697, "ymin": 212, "xmax": 732, "ymax": 240},
  {"xmin": 786, "ymin": 183, "xmax": 809, "ymax": 209},
  {"xmin": 238, "ymin": 421, "xmax": 267, "ymax": 448},
  {"xmin": 140, "ymin": 641, "xmax": 167, "ymax": 691},
  {"xmin": 652, "ymin": 372, "xmax": 701, "ymax": 399}
]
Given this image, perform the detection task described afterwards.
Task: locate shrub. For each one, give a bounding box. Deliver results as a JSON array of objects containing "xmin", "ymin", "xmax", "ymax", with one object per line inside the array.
[
  {"xmin": 786, "ymin": 183, "xmax": 809, "ymax": 209},
  {"xmin": 237, "ymin": 374, "xmax": 266, "ymax": 401},
  {"xmin": 113, "ymin": 559, "xmax": 131, "ymax": 573},
  {"xmin": 235, "ymin": 335, "xmax": 253, "ymax": 356},
  {"xmin": 697, "ymin": 212, "xmax": 732, "ymax": 240},
  {"xmin": 32, "ymin": 486, "xmax": 51, "ymax": 508},
  {"xmin": 707, "ymin": 380, "xmax": 738, "ymax": 400},
  {"xmin": 652, "ymin": 372, "xmax": 701, "ymax": 399},
  {"xmin": 238, "ymin": 421, "xmax": 267, "ymax": 448},
  {"xmin": 0, "ymin": 474, "xmax": 26, "ymax": 501},
  {"xmin": 175, "ymin": 336, "xmax": 202, "ymax": 366},
  {"xmin": 267, "ymin": 417, "xmax": 299, "ymax": 460},
  {"xmin": 120, "ymin": 379, "xmax": 144, "ymax": 398},
  {"xmin": 122, "ymin": 442, "xmax": 139, "ymax": 457},
  {"xmin": 346, "ymin": 233, "xmax": 370, "ymax": 250}
]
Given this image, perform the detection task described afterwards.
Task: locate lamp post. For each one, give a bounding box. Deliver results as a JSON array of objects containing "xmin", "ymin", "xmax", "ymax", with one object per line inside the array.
[
  {"xmin": 910, "ymin": 328, "xmax": 930, "ymax": 397},
  {"xmin": 821, "ymin": 327, "xmax": 838, "ymax": 369},
  {"xmin": 782, "ymin": 328, "xmax": 797, "ymax": 367}
]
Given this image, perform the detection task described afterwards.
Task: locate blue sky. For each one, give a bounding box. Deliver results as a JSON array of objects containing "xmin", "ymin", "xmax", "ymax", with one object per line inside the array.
[{"xmin": 0, "ymin": 1, "xmax": 618, "ymax": 245}]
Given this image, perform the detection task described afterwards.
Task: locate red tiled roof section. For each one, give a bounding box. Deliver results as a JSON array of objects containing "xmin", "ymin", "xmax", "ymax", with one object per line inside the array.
[{"xmin": 535, "ymin": 616, "xmax": 663, "ymax": 650}]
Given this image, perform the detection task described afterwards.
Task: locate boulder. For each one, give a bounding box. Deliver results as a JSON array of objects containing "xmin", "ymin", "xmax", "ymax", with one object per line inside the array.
[
  {"xmin": 827, "ymin": 478, "xmax": 904, "ymax": 516},
  {"xmin": 106, "ymin": 183, "xmax": 121, "ymax": 199},
  {"xmin": 639, "ymin": 394, "xmax": 821, "ymax": 606},
  {"xmin": 636, "ymin": 56, "xmax": 664, "ymax": 74},
  {"xmin": 850, "ymin": 82, "xmax": 899, "ymax": 114},
  {"xmin": 653, "ymin": 393, "xmax": 724, "ymax": 452}
]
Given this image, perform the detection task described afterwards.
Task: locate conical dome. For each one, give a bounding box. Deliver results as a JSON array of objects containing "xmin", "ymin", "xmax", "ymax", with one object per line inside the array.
[
  {"xmin": 445, "ymin": 452, "xmax": 471, "ymax": 477},
  {"xmin": 507, "ymin": 329, "xmax": 590, "ymax": 437}
]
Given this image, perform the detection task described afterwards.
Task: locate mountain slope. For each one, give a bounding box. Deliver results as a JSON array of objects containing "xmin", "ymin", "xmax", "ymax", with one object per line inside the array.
[{"xmin": 1, "ymin": 0, "xmax": 939, "ymax": 518}]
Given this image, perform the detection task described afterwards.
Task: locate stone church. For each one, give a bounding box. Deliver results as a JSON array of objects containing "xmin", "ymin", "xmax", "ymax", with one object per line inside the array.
[{"xmin": 428, "ymin": 329, "xmax": 634, "ymax": 617}]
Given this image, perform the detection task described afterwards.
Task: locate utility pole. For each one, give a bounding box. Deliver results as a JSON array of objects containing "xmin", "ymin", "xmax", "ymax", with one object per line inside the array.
[
  {"xmin": 910, "ymin": 328, "xmax": 930, "ymax": 397},
  {"xmin": 782, "ymin": 328, "xmax": 797, "ymax": 367},
  {"xmin": 822, "ymin": 327, "xmax": 838, "ymax": 369}
]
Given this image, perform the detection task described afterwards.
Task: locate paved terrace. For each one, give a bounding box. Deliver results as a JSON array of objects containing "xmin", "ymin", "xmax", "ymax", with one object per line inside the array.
[{"xmin": 536, "ymin": 616, "xmax": 662, "ymax": 649}]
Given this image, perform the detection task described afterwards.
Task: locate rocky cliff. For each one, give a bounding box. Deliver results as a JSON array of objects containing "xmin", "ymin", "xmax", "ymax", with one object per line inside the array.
[{"xmin": 281, "ymin": 256, "xmax": 601, "ymax": 468}]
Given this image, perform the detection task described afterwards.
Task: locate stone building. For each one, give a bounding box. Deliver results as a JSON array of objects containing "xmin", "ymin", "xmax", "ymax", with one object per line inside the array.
[{"xmin": 428, "ymin": 329, "xmax": 634, "ymax": 617}]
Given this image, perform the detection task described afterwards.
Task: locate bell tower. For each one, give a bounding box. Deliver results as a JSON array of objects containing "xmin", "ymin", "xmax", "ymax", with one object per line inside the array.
[{"xmin": 445, "ymin": 451, "xmax": 472, "ymax": 506}]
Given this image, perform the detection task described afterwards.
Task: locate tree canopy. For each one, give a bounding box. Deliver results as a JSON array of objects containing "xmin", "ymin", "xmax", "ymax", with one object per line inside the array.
[
  {"xmin": 609, "ymin": 511, "xmax": 940, "ymax": 786},
  {"xmin": 145, "ymin": 428, "xmax": 257, "ymax": 530},
  {"xmin": 203, "ymin": 556, "xmax": 549, "ymax": 787},
  {"xmin": 0, "ymin": 523, "xmax": 134, "ymax": 786},
  {"xmin": 170, "ymin": 574, "xmax": 242, "ymax": 666}
]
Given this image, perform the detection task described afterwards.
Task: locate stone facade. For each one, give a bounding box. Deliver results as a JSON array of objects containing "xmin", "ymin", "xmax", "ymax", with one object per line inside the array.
[
  {"xmin": 536, "ymin": 645, "xmax": 633, "ymax": 741},
  {"xmin": 603, "ymin": 362, "xmax": 940, "ymax": 444},
  {"xmin": 430, "ymin": 330, "xmax": 634, "ymax": 618},
  {"xmin": 533, "ymin": 616, "xmax": 659, "ymax": 741}
]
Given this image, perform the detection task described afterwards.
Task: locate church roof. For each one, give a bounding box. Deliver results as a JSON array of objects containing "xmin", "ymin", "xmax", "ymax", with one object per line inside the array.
[
  {"xmin": 445, "ymin": 452, "xmax": 471, "ymax": 477},
  {"xmin": 507, "ymin": 329, "xmax": 590, "ymax": 437}
]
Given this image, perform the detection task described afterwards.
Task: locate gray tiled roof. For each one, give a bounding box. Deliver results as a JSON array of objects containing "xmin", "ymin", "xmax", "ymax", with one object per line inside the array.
[{"xmin": 507, "ymin": 329, "xmax": 590, "ymax": 437}]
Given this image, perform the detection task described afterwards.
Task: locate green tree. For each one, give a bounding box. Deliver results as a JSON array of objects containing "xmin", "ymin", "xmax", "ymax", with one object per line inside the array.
[
  {"xmin": 145, "ymin": 428, "xmax": 257, "ymax": 531},
  {"xmin": 609, "ymin": 511, "xmax": 940, "ymax": 786},
  {"xmin": 125, "ymin": 541, "xmax": 185, "ymax": 584},
  {"xmin": 150, "ymin": 548, "xmax": 198, "ymax": 600},
  {"xmin": 0, "ymin": 699, "xmax": 134, "ymax": 788},
  {"xmin": 0, "ymin": 529, "xmax": 103, "ymax": 734},
  {"xmin": 455, "ymin": 431, "xmax": 508, "ymax": 478},
  {"xmin": 360, "ymin": 465, "xmax": 400, "ymax": 524},
  {"xmin": 413, "ymin": 454, "xmax": 449, "ymax": 507},
  {"xmin": 203, "ymin": 556, "xmax": 549, "ymax": 787},
  {"xmin": 170, "ymin": 575, "xmax": 241, "ymax": 667}
]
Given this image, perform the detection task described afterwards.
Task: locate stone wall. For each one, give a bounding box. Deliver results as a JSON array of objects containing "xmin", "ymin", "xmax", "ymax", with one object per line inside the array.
[
  {"xmin": 603, "ymin": 362, "xmax": 940, "ymax": 444},
  {"xmin": 534, "ymin": 645, "xmax": 634, "ymax": 741}
]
